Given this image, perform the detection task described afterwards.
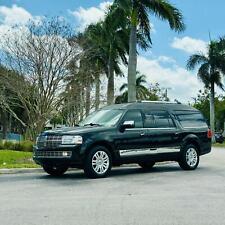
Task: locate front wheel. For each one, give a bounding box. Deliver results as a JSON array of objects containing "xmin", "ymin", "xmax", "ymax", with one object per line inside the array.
[
  {"xmin": 43, "ymin": 165, "xmax": 68, "ymax": 176},
  {"xmin": 84, "ymin": 146, "xmax": 112, "ymax": 179},
  {"xmin": 179, "ymin": 144, "xmax": 199, "ymax": 170}
]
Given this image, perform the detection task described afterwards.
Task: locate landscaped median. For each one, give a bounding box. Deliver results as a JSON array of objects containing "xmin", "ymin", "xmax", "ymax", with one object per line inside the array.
[{"xmin": 0, "ymin": 150, "xmax": 39, "ymax": 169}]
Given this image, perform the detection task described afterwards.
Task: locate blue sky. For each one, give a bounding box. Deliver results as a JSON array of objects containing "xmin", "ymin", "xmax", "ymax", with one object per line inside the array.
[{"xmin": 1, "ymin": 0, "xmax": 225, "ymax": 102}]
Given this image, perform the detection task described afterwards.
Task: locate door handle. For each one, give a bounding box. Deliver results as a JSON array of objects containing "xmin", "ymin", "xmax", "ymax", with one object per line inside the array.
[{"xmin": 140, "ymin": 132, "xmax": 145, "ymax": 136}]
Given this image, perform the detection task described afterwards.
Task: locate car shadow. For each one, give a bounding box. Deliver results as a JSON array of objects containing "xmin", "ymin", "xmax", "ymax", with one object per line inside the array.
[{"xmin": 37, "ymin": 163, "xmax": 201, "ymax": 180}]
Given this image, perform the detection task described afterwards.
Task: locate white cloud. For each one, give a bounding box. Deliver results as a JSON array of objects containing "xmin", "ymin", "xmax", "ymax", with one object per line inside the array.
[
  {"xmin": 0, "ymin": 5, "xmax": 42, "ymax": 45},
  {"xmin": 157, "ymin": 55, "xmax": 176, "ymax": 64},
  {"xmin": 0, "ymin": 4, "xmax": 40, "ymax": 25},
  {"xmin": 171, "ymin": 36, "xmax": 208, "ymax": 55},
  {"xmin": 70, "ymin": 1, "xmax": 112, "ymax": 31},
  {"xmin": 113, "ymin": 55, "xmax": 203, "ymax": 103}
]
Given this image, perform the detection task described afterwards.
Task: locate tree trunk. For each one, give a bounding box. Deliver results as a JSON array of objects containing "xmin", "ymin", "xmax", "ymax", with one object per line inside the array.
[
  {"xmin": 85, "ymin": 81, "xmax": 91, "ymax": 117},
  {"xmin": 2, "ymin": 110, "xmax": 8, "ymax": 140},
  {"xmin": 210, "ymin": 81, "xmax": 215, "ymax": 143},
  {"xmin": 107, "ymin": 54, "xmax": 115, "ymax": 105},
  {"xmin": 80, "ymin": 87, "xmax": 85, "ymax": 121},
  {"xmin": 95, "ymin": 73, "xmax": 100, "ymax": 110},
  {"xmin": 128, "ymin": 24, "xmax": 137, "ymax": 102}
]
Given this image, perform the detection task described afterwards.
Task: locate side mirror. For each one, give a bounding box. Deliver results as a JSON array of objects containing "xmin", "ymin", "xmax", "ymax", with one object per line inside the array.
[{"xmin": 120, "ymin": 120, "xmax": 135, "ymax": 132}]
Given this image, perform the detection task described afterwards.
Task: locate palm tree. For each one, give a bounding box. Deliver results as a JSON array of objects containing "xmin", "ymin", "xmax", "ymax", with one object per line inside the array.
[
  {"xmin": 114, "ymin": 0, "xmax": 185, "ymax": 102},
  {"xmin": 85, "ymin": 10, "xmax": 129, "ymax": 105},
  {"xmin": 187, "ymin": 37, "xmax": 225, "ymax": 141},
  {"xmin": 115, "ymin": 72, "xmax": 159, "ymax": 103}
]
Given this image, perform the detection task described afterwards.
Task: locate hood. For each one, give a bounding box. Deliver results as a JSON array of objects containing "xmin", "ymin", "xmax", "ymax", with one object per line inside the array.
[{"xmin": 42, "ymin": 126, "xmax": 111, "ymax": 136}]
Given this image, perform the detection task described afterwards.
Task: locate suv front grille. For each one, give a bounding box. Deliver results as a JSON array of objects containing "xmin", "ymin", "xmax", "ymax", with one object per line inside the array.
[
  {"xmin": 37, "ymin": 135, "xmax": 62, "ymax": 149},
  {"xmin": 35, "ymin": 151, "xmax": 72, "ymax": 158}
]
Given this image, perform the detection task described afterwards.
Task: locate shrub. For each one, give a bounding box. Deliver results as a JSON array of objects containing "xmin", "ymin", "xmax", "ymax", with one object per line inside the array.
[
  {"xmin": 0, "ymin": 140, "xmax": 33, "ymax": 152},
  {"xmin": 20, "ymin": 140, "xmax": 33, "ymax": 152}
]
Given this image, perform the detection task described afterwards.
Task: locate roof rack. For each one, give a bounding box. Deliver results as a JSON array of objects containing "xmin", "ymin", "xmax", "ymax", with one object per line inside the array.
[{"xmin": 136, "ymin": 100, "xmax": 181, "ymax": 104}]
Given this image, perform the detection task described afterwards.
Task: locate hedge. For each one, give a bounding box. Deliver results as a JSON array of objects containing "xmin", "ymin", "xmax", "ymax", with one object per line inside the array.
[{"xmin": 0, "ymin": 140, "xmax": 33, "ymax": 152}]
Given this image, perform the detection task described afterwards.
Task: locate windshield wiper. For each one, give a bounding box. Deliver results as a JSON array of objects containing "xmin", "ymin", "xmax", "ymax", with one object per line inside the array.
[{"xmin": 84, "ymin": 123, "xmax": 102, "ymax": 127}]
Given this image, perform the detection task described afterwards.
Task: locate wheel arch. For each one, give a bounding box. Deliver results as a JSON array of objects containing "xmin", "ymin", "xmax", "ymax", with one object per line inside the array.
[
  {"xmin": 83, "ymin": 140, "xmax": 116, "ymax": 162},
  {"xmin": 181, "ymin": 135, "xmax": 201, "ymax": 154}
]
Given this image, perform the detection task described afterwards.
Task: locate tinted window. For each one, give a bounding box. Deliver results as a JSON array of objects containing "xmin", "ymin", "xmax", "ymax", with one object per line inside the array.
[
  {"xmin": 144, "ymin": 111, "xmax": 175, "ymax": 128},
  {"xmin": 175, "ymin": 111, "xmax": 207, "ymax": 128},
  {"xmin": 123, "ymin": 110, "xmax": 143, "ymax": 128},
  {"xmin": 80, "ymin": 109, "xmax": 124, "ymax": 127}
]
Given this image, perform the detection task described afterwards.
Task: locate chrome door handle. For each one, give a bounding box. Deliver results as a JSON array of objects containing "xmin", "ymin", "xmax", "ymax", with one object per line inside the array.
[{"xmin": 140, "ymin": 132, "xmax": 145, "ymax": 136}]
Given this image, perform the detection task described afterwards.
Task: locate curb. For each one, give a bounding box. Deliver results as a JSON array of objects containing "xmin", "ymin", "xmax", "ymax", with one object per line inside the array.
[
  {"xmin": 0, "ymin": 162, "xmax": 175, "ymax": 175},
  {"xmin": 0, "ymin": 168, "xmax": 43, "ymax": 175}
]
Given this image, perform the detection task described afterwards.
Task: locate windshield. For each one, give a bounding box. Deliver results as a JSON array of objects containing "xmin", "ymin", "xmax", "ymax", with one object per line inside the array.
[{"xmin": 80, "ymin": 109, "xmax": 124, "ymax": 127}]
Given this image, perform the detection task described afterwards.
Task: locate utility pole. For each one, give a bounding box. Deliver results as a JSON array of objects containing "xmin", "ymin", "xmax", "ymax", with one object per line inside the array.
[{"xmin": 162, "ymin": 87, "xmax": 172, "ymax": 101}]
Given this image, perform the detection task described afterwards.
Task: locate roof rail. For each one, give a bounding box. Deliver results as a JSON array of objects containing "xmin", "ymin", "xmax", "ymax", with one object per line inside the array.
[{"xmin": 136, "ymin": 100, "xmax": 180, "ymax": 104}]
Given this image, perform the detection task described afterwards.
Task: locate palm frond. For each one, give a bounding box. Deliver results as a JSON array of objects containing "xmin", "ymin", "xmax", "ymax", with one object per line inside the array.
[
  {"xmin": 197, "ymin": 63, "xmax": 210, "ymax": 87},
  {"xmin": 187, "ymin": 54, "xmax": 208, "ymax": 70},
  {"xmin": 144, "ymin": 0, "xmax": 185, "ymax": 32}
]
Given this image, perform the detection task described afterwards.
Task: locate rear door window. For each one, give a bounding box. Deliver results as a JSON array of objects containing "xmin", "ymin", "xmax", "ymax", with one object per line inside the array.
[
  {"xmin": 175, "ymin": 111, "xmax": 208, "ymax": 128},
  {"xmin": 144, "ymin": 111, "xmax": 175, "ymax": 128}
]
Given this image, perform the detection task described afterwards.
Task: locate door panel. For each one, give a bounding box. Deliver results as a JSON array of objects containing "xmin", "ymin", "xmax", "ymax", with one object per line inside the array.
[{"xmin": 143, "ymin": 110, "xmax": 181, "ymax": 154}]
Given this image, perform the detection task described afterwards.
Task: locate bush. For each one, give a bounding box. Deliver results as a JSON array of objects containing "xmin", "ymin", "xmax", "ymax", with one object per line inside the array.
[
  {"xmin": 20, "ymin": 140, "xmax": 33, "ymax": 152},
  {"xmin": 0, "ymin": 140, "xmax": 33, "ymax": 152}
]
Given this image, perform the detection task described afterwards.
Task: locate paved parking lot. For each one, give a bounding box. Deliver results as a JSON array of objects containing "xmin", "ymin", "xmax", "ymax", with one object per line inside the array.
[{"xmin": 0, "ymin": 147, "xmax": 225, "ymax": 225}]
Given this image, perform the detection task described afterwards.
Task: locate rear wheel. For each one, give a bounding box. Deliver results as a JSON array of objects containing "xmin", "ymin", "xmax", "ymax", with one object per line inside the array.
[
  {"xmin": 139, "ymin": 161, "xmax": 155, "ymax": 170},
  {"xmin": 179, "ymin": 144, "xmax": 199, "ymax": 170},
  {"xmin": 43, "ymin": 165, "xmax": 68, "ymax": 176},
  {"xmin": 84, "ymin": 146, "xmax": 112, "ymax": 179}
]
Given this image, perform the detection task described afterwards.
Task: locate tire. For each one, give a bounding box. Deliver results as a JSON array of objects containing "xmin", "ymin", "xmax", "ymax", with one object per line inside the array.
[
  {"xmin": 139, "ymin": 161, "xmax": 155, "ymax": 170},
  {"xmin": 43, "ymin": 165, "xmax": 68, "ymax": 176},
  {"xmin": 179, "ymin": 144, "xmax": 199, "ymax": 170},
  {"xmin": 84, "ymin": 146, "xmax": 112, "ymax": 179}
]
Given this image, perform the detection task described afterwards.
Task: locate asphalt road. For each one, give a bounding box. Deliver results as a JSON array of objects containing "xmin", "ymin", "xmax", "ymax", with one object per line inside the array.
[{"xmin": 0, "ymin": 147, "xmax": 225, "ymax": 225}]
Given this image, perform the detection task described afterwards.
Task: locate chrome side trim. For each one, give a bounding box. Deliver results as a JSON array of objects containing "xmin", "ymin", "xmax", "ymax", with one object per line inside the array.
[
  {"xmin": 119, "ymin": 149, "xmax": 156, "ymax": 157},
  {"xmin": 119, "ymin": 147, "xmax": 180, "ymax": 157},
  {"xmin": 126, "ymin": 128, "xmax": 177, "ymax": 131}
]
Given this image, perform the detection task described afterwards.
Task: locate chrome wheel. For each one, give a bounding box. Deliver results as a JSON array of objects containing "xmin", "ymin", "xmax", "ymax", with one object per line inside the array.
[
  {"xmin": 186, "ymin": 148, "xmax": 198, "ymax": 167},
  {"xmin": 92, "ymin": 151, "xmax": 110, "ymax": 175}
]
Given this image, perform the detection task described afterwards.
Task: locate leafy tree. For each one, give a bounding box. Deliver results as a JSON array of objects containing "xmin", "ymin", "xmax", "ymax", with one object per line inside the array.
[
  {"xmin": 1, "ymin": 18, "xmax": 78, "ymax": 140},
  {"xmin": 187, "ymin": 37, "xmax": 225, "ymax": 141},
  {"xmin": 193, "ymin": 89, "xmax": 225, "ymax": 132},
  {"xmin": 113, "ymin": 0, "xmax": 185, "ymax": 102}
]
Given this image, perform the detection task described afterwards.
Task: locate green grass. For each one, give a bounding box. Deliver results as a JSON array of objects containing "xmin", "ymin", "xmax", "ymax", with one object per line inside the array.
[
  {"xmin": 213, "ymin": 143, "xmax": 225, "ymax": 148},
  {"xmin": 0, "ymin": 150, "xmax": 39, "ymax": 169}
]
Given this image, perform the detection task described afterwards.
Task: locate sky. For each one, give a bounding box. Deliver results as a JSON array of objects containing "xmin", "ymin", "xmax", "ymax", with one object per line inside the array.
[{"xmin": 0, "ymin": 0, "xmax": 225, "ymax": 103}]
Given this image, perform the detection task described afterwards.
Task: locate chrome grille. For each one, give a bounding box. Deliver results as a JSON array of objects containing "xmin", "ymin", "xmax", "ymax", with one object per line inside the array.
[
  {"xmin": 37, "ymin": 135, "xmax": 62, "ymax": 149},
  {"xmin": 35, "ymin": 151, "xmax": 72, "ymax": 158}
]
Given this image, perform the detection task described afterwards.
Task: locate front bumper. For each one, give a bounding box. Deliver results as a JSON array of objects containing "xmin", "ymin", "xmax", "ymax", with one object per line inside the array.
[{"xmin": 33, "ymin": 145, "xmax": 83, "ymax": 167}]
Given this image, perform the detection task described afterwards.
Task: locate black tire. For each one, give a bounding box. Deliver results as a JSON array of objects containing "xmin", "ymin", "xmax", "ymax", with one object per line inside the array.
[
  {"xmin": 43, "ymin": 165, "xmax": 68, "ymax": 176},
  {"xmin": 139, "ymin": 161, "xmax": 155, "ymax": 170},
  {"xmin": 84, "ymin": 146, "xmax": 112, "ymax": 179},
  {"xmin": 179, "ymin": 144, "xmax": 199, "ymax": 170}
]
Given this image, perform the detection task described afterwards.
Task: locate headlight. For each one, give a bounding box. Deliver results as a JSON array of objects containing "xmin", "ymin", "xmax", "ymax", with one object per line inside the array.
[{"xmin": 61, "ymin": 135, "xmax": 83, "ymax": 145}]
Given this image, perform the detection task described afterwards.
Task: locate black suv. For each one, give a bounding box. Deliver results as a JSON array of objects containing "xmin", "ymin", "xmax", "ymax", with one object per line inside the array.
[{"xmin": 34, "ymin": 102, "xmax": 211, "ymax": 178}]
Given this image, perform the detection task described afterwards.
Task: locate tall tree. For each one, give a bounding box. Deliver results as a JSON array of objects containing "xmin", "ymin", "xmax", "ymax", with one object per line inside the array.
[
  {"xmin": 1, "ymin": 18, "xmax": 78, "ymax": 140},
  {"xmin": 114, "ymin": 0, "xmax": 185, "ymax": 102},
  {"xmin": 187, "ymin": 37, "xmax": 225, "ymax": 141},
  {"xmin": 85, "ymin": 9, "xmax": 129, "ymax": 105}
]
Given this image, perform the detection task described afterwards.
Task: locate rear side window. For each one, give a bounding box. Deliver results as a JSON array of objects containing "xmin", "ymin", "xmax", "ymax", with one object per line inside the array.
[
  {"xmin": 144, "ymin": 111, "xmax": 175, "ymax": 128},
  {"xmin": 175, "ymin": 111, "xmax": 207, "ymax": 128}
]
